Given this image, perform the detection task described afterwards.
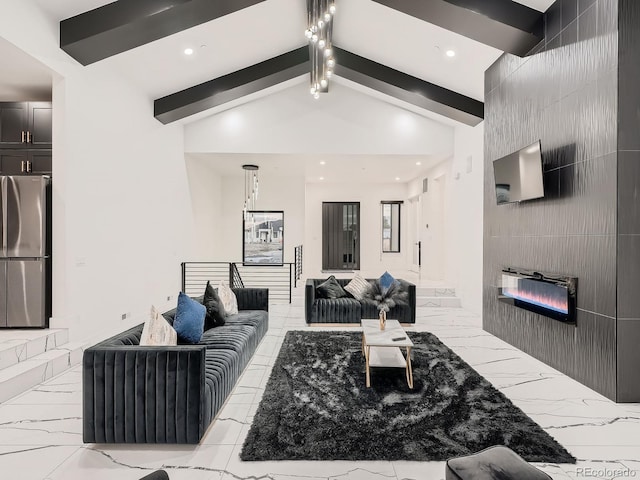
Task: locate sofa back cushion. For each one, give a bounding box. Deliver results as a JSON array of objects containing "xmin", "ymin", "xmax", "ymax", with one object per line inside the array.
[
  {"xmin": 344, "ymin": 273, "xmax": 372, "ymax": 300},
  {"xmin": 173, "ymin": 292, "xmax": 206, "ymax": 344},
  {"xmin": 204, "ymin": 281, "xmax": 227, "ymax": 330},
  {"xmin": 140, "ymin": 306, "xmax": 178, "ymax": 346},
  {"xmin": 316, "ymin": 275, "xmax": 349, "ymax": 299}
]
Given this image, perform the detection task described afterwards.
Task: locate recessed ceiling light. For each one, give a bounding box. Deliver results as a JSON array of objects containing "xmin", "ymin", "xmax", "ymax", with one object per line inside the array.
[
  {"xmin": 319, "ymin": 177, "xmax": 324, "ymax": 181},
  {"xmin": 184, "ymin": 48, "xmax": 194, "ymax": 56},
  {"xmin": 320, "ymin": 161, "xmax": 326, "ymax": 165},
  {"xmin": 416, "ymin": 161, "xmax": 422, "ymax": 166},
  {"xmin": 395, "ymin": 177, "xmax": 400, "ymax": 181},
  {"xmin": 445, "ymin": 49, "xmax": 456, "ymax": 57}
]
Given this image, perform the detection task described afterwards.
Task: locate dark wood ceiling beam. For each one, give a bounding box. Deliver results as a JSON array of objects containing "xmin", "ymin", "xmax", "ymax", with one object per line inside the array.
[
  {"xmin": 154, "ymin": 47, "xmax": 309, "ymax": 124},
  {"xmin": 371, "ymin": 0, "xmax": 543, "ymax": 56},
  {"xmin": 333, "ymin": 47, "xmax": 483, "ymax": 126},
  {"xmin": 60, "ymin": 0, "xmax": 267, "ymax": 65},
  {"xmin": 154, "ymin": 47, "xmax": 483, "ymax": 126}
]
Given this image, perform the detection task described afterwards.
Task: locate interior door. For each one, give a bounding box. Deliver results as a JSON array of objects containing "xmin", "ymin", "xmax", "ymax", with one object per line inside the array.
[
  {"xmin": 322, "ymin": 202, "xmax": 360, "ymax": 270},
  {"xmin": 424, "ymin": 174, "xmax": 446, "ymax": 280},
  {"xmin": 408, "ymin": 196, "xmax": 421, "ymax": 273}
]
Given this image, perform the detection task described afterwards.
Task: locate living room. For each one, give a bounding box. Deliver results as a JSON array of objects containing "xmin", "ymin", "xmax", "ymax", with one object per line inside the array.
[{"xmin": 0, "ymin": 0, "xmax": 639, "ymax": 479}]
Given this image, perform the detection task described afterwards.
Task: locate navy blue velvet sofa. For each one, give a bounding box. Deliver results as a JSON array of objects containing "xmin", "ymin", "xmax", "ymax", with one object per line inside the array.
[{"xmin": 82, "ymin": 288, "xmax": 268, "ymax": 444}]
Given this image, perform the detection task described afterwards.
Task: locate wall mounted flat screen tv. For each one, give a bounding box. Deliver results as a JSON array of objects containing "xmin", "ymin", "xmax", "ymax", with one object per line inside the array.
[{"xmin": 493, "ymin": 140, "xmax": 544, "ymax": 205}]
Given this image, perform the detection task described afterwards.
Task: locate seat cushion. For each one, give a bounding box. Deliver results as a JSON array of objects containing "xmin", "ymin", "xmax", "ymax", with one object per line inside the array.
[
  {"xmin": 226, "ymin": 310, "xmax": 269, "ymax": 338},
  {"xmin": 445, "ymin": 446, "xmax": 553, "ymax": 480}
]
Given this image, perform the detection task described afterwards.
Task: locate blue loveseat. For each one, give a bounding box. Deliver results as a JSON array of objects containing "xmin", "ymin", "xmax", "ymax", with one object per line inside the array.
[{"xmin": 82, "ymin": 288, "xmax": 268, "ymax": 444}]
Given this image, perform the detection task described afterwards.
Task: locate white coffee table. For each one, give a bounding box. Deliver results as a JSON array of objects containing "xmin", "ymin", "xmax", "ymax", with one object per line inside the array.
[{"xmin": 361, "ymin": 319, "xmax": 414, "ymax": 389}]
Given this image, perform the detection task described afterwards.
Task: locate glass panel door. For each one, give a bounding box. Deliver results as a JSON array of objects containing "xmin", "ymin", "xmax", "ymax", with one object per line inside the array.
[{"xmin": 322, "ymin": 202, "xmax": 359, "ymax": 270}]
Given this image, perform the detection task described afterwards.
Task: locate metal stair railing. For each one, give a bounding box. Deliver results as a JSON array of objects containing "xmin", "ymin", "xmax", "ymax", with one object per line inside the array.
[{"xmin": 182, "ymin": 260, "xmax": 298, "ymax": 303}]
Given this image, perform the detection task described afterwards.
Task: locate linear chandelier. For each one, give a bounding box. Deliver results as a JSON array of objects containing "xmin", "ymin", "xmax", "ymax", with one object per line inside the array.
[
  {"xmin": 304, "ymin": 0, "xmax": 336, "ymax": 99},
  {"xmin": 242, "ymin": 164, "xmax": 259, "ymax": 220}
]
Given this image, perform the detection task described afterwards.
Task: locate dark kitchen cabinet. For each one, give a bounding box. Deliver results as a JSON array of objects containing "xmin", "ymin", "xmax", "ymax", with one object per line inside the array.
[
  {"xmin": 27, "ymin": 103, "xmax": 53, "ymax": 147},
  {"xmin": 0, "ymin": 102, "xmax": 52, "ymax": 149},
  {"xmin": 0, "ymin": 150, "xmax": 52, "ymax": 175},
  {"xmin": 0, "ymin": 103, "xmax": 28, "ymax": 147}
]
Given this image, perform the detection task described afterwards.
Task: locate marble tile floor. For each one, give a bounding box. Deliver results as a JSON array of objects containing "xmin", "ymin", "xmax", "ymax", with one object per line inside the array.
[{"xmin": 1, "ymin": 299, "xmax": 639, "ymax": 480}]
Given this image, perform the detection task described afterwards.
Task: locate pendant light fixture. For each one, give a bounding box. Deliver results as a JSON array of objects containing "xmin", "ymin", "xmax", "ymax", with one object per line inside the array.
[
  {"xmin": 242, "ymin": 164, "xmax": 259, "ymax": 220},
  {"xmin": 305, "ymin": 0, "xmax": 336, "ymax": 99}
]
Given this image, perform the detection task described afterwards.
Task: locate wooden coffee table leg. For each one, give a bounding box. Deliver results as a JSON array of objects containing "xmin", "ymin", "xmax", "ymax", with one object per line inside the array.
[
  {"xmin": 406, "ymin": 346, "xmax": 413, "ymax": 389},
  {"xmin": 365, "ymin": 345, "xmax": 371, "ymax": 388}
]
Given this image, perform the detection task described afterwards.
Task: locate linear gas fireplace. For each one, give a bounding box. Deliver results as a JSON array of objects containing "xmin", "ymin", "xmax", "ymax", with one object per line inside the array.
[{"xmin": 498, "ymin": 268, "xmax": 577, "ymax": 324}]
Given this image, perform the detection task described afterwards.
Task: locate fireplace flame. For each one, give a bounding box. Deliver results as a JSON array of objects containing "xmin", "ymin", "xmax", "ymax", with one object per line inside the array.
[{"xmin": 503, "ymin": 287, "xmax": 568, "ymax": 314}]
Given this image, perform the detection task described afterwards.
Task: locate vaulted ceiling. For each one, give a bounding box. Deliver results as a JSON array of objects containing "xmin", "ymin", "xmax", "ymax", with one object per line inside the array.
[{"xmin": 32, "ymin": 0, "xmax": 554, "ymax": 127}]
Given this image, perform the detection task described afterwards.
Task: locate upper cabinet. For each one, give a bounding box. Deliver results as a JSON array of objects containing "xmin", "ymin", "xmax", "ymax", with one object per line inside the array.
[{"xmin": 0, "ymin": 102, "xmax": 52, "ymax": 149}]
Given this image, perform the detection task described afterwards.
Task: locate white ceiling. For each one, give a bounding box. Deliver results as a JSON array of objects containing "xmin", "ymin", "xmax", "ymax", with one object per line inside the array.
[
  {"xmin": 0, "ymin": 36, "xmax": 53, "ymax": 101},
  {"xmin": 23, "ymin": 0, "xmax": 555, "ymax": 108},
  {"xmin": 334, "ymin": 0, "xmax": 502, "ymax": 101},
  {"xmin": 186, "ymin": 152, "xmax": 446, "ymax": 184},
  {"xmin": 1, "ymin": 0, "xmax": 555, "ymax": 183}
]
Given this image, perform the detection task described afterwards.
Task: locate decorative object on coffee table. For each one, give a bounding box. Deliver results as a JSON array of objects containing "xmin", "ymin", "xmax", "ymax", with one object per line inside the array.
[
  {"xmin": 379, "ymin": 309, "xmax": 386, "ymax": 330},
  {"xmin": 364, "ymin": 273, "xmax": 409, "ymax": 324}
]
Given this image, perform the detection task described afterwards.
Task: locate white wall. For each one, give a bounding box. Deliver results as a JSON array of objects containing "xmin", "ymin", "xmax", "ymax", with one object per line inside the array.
[
  {"xmin": 305, "ymin": 182, "xmax": 408, "ymax": 278},
  {"xmin": 449, "ymin": 123, "xmax": 484, "ymax": 314},
  {"xmin": 405, "ymin": 124, "xmax": 484, "ymax": 314},
  {"xmin": 185, "ymin": 81, "xmax": 454, "ymax": 156},
  {"xmin": 408, "ymin": 159, "xmax": 454, "ymax": 282},
  {"xmin": 215, "ymin": 174, "xmax": 306, "ymax": 263},
  {"xmin": 1, "ymin": 1, "xmax": 202, "ymax": 342},
  {"xmin": 185, "ymin": 157, "xmax": 223, "ymax": 259}
]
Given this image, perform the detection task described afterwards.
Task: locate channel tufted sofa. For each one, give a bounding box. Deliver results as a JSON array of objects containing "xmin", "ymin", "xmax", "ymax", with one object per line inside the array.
[
  {"xmin": 82, "ymin": 288, "xmax": 268, "ymax": 444},
  {"xmin": 305, "ymin": 278, "xmax": 416, "ymax": 324}
]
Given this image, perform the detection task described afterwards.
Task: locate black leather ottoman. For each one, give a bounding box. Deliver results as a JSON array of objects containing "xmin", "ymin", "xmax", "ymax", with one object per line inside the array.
[{"xmin": 445, "ymin": 446, "xmax": 552, "ymax": 480}]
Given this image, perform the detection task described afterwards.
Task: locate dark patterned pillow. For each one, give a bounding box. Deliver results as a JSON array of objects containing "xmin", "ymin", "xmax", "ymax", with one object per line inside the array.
[
  {"xmin": 316, "ymin": 275, "xmax": 348, "ymax": 299},
  {"xmin": 203, "ymin": 281, "xmax": 227, "ymax": 330}
]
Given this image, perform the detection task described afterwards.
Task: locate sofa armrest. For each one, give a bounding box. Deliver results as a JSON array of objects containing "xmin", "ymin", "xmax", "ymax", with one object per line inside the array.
[
  {"xmin": 83, "ymin": 344, "xmax": 206, "ymax": 444},
  {"xmin": 233, "ymin": 288, "xmax": 268, "ymax": 312},
  {"xmin": 305, "ymin": 279, "xmax": 316, "ymax": 323},
  {"xmin": 406, "ymin": 282, "xmax": 416, "ymax": 323}
]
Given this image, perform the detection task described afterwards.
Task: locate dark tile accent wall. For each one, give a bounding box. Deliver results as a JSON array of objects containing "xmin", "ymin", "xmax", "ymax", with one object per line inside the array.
[
  {"xmin": 617, "ymin": 0, "xmax": 640, "ymax": 402},
  {"xmin": 483, "ymin": 0, "xmax": 620, "ymax": 400}
]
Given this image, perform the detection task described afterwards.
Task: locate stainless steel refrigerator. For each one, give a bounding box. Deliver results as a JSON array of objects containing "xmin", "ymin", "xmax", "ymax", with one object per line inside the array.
[{"xmin": 0, "ymin": 176, "xmax": 51, "ymax": 328}]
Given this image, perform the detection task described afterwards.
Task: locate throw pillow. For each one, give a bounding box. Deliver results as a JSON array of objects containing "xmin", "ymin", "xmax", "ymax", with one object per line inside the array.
[
  {"xmin": 316, "ymin": 275, "xmax": 348, "ymax": 299},
  {"xmin": 140, "ymin": 305, "xmax": 177, "ymax": 346},
  {"xmin": 344, "ymin": 273, "xmax": 371, "ymax": 300},
  {"xmin": 203, "ymin": 281, "xmax": 227, "ymax": 330},
  {"xmin": 378, "ymin": 271, "xmax": 397, "ymax": 294},
  {"xmin": 173, "ymin": 292, "xmax": 206, "ymax": 344},
  {"xmin": 218, "ymin": 281, "xmax": 239, "ymax": 315}
]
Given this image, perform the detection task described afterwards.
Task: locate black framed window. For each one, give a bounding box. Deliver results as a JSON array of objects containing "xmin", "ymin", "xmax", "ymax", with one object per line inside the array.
[{"xmin": 381, "ymin": 201, "xmax": 402, "ymax": 253}]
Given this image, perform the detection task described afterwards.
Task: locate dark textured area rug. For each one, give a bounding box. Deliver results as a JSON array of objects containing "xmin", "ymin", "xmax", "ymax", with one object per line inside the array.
[{"xmin": 240, "ymin": 330, "xmax": 576, "ymax": 463}]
